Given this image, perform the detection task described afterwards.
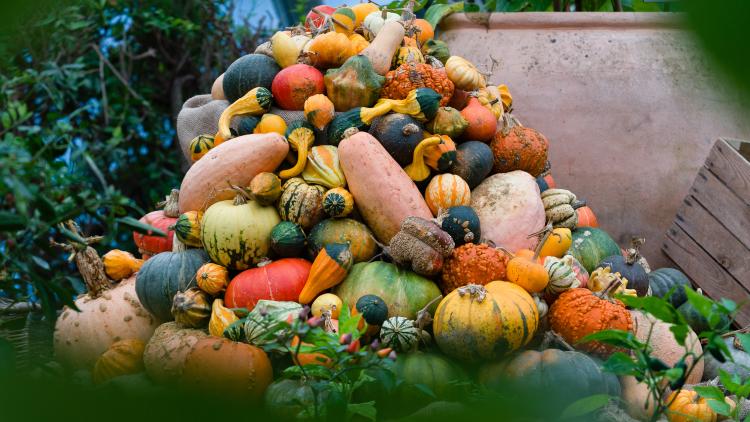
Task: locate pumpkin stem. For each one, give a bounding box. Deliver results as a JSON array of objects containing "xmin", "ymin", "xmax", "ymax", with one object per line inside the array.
[
  {"xmin": 257, "ymin": 257, "xmax": 273, "ymax": 268},
  {"xmin": 531, "ymin": 223, "xmax": 554, "ymax": 261},
  {"xmin": 500, "ymin": 113, "xmax": 523, "ymax": 137},
  {"xmin": 171, "ymin": 233, "xmax": 187, "ymax": 253},
  {"xmin": 624, "ymin": 237, "xmax": 645, "ymax": 265},
  {"xmin": 157, "ymin": 189, "xmax": 180, "ymax": 218},
  {"xmin": 402, "ymin": 123, "xmax": 421, "ymax": 137},
  {"xmin": 540, "ymin": 331, "xmax": 576, "ymax": 352},
  {"xmin": 50, "ymin": 220, "xmax": 112, "ymax": 298},
  {"xmin": 415, "ymin": 295, "xmax": 442, "ymax": 330},
  {"xmin": 571, "ymin": 200, "xmax": 587, "ymax": 210},
  {"xmin": 457, "ymin": 284, "xmax": 487, "ymax": 303},
  {"xmin": 228, "ymin": 182, "xmax": 252, "ymax": 205}
]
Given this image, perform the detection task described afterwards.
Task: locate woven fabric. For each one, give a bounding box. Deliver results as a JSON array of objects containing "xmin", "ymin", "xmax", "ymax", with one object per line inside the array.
[{"xmin": 176, "ymin": 95, "xmax": 228, "ymax": 160}]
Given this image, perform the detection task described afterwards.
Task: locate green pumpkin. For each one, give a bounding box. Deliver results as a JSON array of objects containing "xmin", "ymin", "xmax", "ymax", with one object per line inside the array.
[
  {"xmin": 422, "ymin": 39, "xmax": 450, "ymax": 64},
  {"xmin": 437, "ymin": 206, "xmax": 480, "ymax": 246},
  {"xmin": 677, "ymin": 296, "xmax": 732, "ymax": 334},
  {"xmin": 568, "ymin": 227, "xmax": 622, "ymax": 273},
  {"xmin": 368, "ymin": 113, "xmax": 424, "ymax": 166},
  {"xmin": 395, "ymin": 352, "xmax": 467, "ymax": 413},
  {"xmin": 480, "ymin": 349, "xmax": 621, "ymax": 418},
  {"xmin": 703, "ymin": 336, "xmax": 750, "ymax": 382},
  {"xmin": 235, "ymin": 115, "xmax": 260, "ymax": 136},
  {"xmin": 355, "ymin": 295, "xmax": 388, "ymax": 326},
  {"xmin": 324, "ymin": 54, "xmax": 385, "ymax": 111},
  {"xmin": 426, "ymin": 107, "xmax": 467, "ymax": 139},
  {"xmin": 448, "ymin": 141, "xmax": 493, "ymax": 189},
  {"xmin": 135, "ymin": 249, "xmax": 209, "ymax": 321},
  {"xmin": 264, "ymin": 378, "xmax": 329, "ymax": 420},
  {"xmin": 308, "ymin": 218, "xmax": 377, "ymax": 263},
  {"xmin": 301, "ymin": 146, "xmax": 346, "ymax": 189},
  {"xmin": 270, "ymin": 221, "xmax": 306, "ymax": 258},
  {"xmin": 334, "ymin": 261, "xmax": 441, "ymax": 319},
  {"xmin": 326, "ymin": 108, "xmax": 370, "ymax": 147},
  {"xmin": 380, "ymin": 316, "xmax": 419, "ymax": 352},
  {"xmin": 277, "ymin": 178, "xmax": 326, "ymax": 231},
  {"xmin": 322, "ymin": 188, "xmax": 354, "ymax": 218},
  {"xmin": 222, "ymin": 53, "xmax": 280, "ymax": 103},
  {"xmin": 648, "ymin": 268, "xmax": 690, "ymax": 307}
]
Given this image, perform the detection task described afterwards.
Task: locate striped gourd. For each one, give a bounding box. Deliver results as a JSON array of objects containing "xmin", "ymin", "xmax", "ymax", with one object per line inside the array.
[
  {"xmin": 201, "ymin": 194, "xmax": 280, "ymax": 270},
  {"xmin": 189, "ymin": 135, "xmax": 214, "ymax": 162},
  {"xmin": 278, "ymin": 178, "xmax": 326, "ymax": 230},
  {"xmin": 173, "ymin": 211, "xmax": 203, "ymax": 247},
  {"xmin": 433, "ymin": 281, "xmax": 538, "ymax": 361},
  {"xmin": 424, "ymin": 174, "xmax": 471, "ymax": 216},
  {"xmin": 380, "ymin": 316, "xmax": 419, "ymax": 352},
  {"xmin": 301, "ymin": 146, "xmax": 346, "ymax": 189},
  {"xmin": 543, "ymin": 256, "xmax": 580, "ymax": 295},
  {"xmin": 322, "ymin": 187, "xmax": 354, "ymax": 218}
]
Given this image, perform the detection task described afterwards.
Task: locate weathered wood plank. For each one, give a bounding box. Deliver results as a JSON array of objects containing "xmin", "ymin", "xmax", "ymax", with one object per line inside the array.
[
  {"xmin": 675, "ymin": 196, "xmax": 750, "ymax": 291},
  {"xmin": 663, "ymin": 223, "xmax": 750, "ymax": 328},
  {"xmin": 707, "ymin": 139, "xmax": 750, "ymax": 203},
  {"xmin": 690, "ymin": 167, "xmax": 750, "ymax": 250}
]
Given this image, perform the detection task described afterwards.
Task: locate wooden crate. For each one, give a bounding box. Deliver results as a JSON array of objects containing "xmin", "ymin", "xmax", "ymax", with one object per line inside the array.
[{"xmin": 663, "ymin": 138, "xmax": 750, "ymax": 327}]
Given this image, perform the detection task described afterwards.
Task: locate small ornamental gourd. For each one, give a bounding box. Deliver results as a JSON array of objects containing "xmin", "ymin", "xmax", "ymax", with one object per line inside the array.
[
  {"xmin": 393, "ymin": 46, "xmax": 425, "ymax": 67},
  {"xmin": 208, "ymin": 298, "xmax": 239, "ymax": 338},
  {"xmin": 381, "ymin": 62, "xmax": 454, "ymax": 107},
  {"xmin": 304, "ymin": 94, "xmax": 335, "ymax": 130},
  {"xmin": 440, "ymin": 243, "xmax": 507, "ymax": 294},
  {"xmin": 433, "ymin": 282, "xmax": 538, "ymax": 361},
  {"xmin": 171, "ymin": 287, "xmax": 212, "ymax": 328},
  {"xmin": 589, "ymin": 267, "xmax": 636, "ymax": 297},
  {"xmin": 102, "ymin": 249, "xmax": 143, "ymax": 281},
  {"xmin": 133, "ymin": 189, "xmax": 180, "ymax": 257},
  {"xmin": 250, "ymin": 172, "xmax": 282, "ymax": 205},
  {"xmin": 596, "ymin": 239, "xmax": 650, "ymax": 296},
  {"xmin": 235, "ymin": 115, "xmax": 260, "ymax": 135},
  {"xmin": 426, "ymin": 107, "xmax": 467, "ymax": 138},
  {"xmin": 195, "ymin": 263, "xmax": 229, "ymax": 296},
  {"xmin": 173, "ymin": 211, "xmax": 203, "ymax": 248},
  {"xmin": 387, "ymin": 216, "xmax": 455, "ymax": 277},
  {"xmin": 189, "ymin": 135, "xmax": 215, "ymax": 162},
  {"xmin": 381, "ymin": 316, "xmax": 419, "ymax": 352},
  {"xmin": 648, "ymin": 268, "xmax": 690, "ymax": 307},
  {"xmin": 304, "ymin": 5, "xmax": 334, "ymax": 31},
  {"xmin": 404, "ymin": 136, "xmax": 442, "ymax": 182},
  {"xmin": 422, "ymin": 40, "xmax": 450, "ymax": 64},
  {"xmin": 576, "ymin": 202, "xmax": 599, "ymax": 228},
  {"xmin": 445, "ymin": 56, "xmax": 486, "ymax": 91},
  {"xmin": 254, "ymin": 113, "xmax": 287, "ymax": 135},
  {"xmin": 424, "ymin": 174, "xmax": 471, "ymax": 216},
  {"xmin": 491, "ymin": 114, "xmax": 550, "ymax": 177},
  {"xmin": 355, "ymin": 294, "xmax": 389, "ymax": 326},
  {"xmin": 93, "ymin": 339, "xmax": 146, "ymax": 384},
  {"xmin": 460, "ymin": 97, "xmax": 497, "ymax": 142},
  {"xmin": 308, "ymin": 31, "xmax": 358, "ymax": 69},
  {"xmin": 308, "ymin": 218, "xmax": 378, "ymax": 263},
  {"xmin": 543, "ymin": 256, "xmax": 580, "ymax": 296},
  {"xmin": 280, "ymin": 121, "xmax": 315, "ymax": 179},
  {"xmin": 278, "ymin": 178, "xmax": 326, "ymax": 231},
  {"xmin": 507, "ymin": 230, "xmax": 551, "ymax": 294},
  {"xmin": 214, "ymin": 87, "xmax": 273, "ymax": 144},
  {"xmin": 323, "ymin": 187, "xmax": 354, "ymax": 218},
  {"xmin": 476, "ymin": 86, "xmax": 505, "ymax": 120},
  {"xmin": 324, "ymin": 54, "xmax": 385, "ymax": 111},
  {"xmin": 562, "ymin": 254, "xmax": 590, "ymax": 289},
  {"xmin": 270, "ymin": 31, "xmax": 311, "ymax": 68},
  {"xmin": 541, "ymin": 189, "xmax": 579, "ymax": 229},
  {"xmin": 270, "ymin": 221, "xmax": 307, "ymax": 258},
  {"xmin": 665, "ymin": 390, "xmax": 734, "ymax": 422},
  {"xmin": 548, "ymin": 287, "xmax": 633, "ymax": 357},
  {"xmin": 331, "ymin": 7, "xmax": 356, "ymax": 34},
  {"xmin": 311, "ymin": 293, "xmax": 343, "ymax": 319},
  {"xmin": 538, "ymin": 227, "xmax": 573, "ymax": 258},
  {"xmin": 424, "ymin": 134, "xmax": 456, "ymax": 171},
  {"xmin": 437, "ymin": 206, "xmax": 481, "ymax": 247},
  {"xmin": 298, "ymin": 243, "xmax": 353, "ymax": 304},
  {"xmin": 363, "ymin": 10, "xmax": 402, "ymax": 40},
  {"xmin": 302, "ymin": 146, "xmax": 346, "ymax": 189}
]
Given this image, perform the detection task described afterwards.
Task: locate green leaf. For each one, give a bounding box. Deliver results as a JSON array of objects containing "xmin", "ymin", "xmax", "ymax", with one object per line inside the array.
[
  {"xmin": 117, "ymin": 216, "xmax": 166, "ymax": 237},
  {"xmin": 424, "ymin": 1, "xmax": 464, "ymax": 29},
  {"xmin": 617, "ymin": 295, "xmax": 678, "ymax": 324},
  {"xmin": 579, "ymin": 329, "xmax": 638, "ymax": 350},
  {"xmin": 0, "ymin": 211, "xmax": 27, "ymax": 231},
  {"xmin": 602, "ymin": 352, "xmax": 639, "ymax": 376},
  {"xmin": 684, "ymin": 287, "xmax": 715, "ymax": 320},
  {"xmin": 347, "ymin": 402, "xmax": 377, "ymax": 421},
  {"xmin": 707, "ymin": 399, "xmax": 731, "ymax": 416},
  {"xmin": 737, "ymin": 333, "xmax": 750, "ymax": 356},
  {"xmin": 560, "ymin": 394, "xmax": 612, "ymax": 420},
  {"xmin": 694, "ymin": 385, "xmax": 724, "ymax": 401},
  {"xmin": 31, "ymin": 256, "xmax": 50, "ymax": 271},
  {"xmin": 665, "ymin": 367, "xmax": 685, "ymax": 382},
  {"xmin": 669, "ymin": 324, "xmax": 689, "ymax": 346}
]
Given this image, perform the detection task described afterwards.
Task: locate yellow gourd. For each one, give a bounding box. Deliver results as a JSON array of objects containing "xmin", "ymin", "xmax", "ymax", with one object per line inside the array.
[
  {"xmin": 477, "ymin": 86, "xmax": 504, "ymax": 120},
  {"xmin": 215, "ymin": 87, "xmax": 273, "ymax": 144},
  {"xmin": 445, "ymin": 56, "xmax": 486, "ymax": 91},
  {"xmin": 404, "ymin": 136, "xmax": 442, "ymax": 182},
  {"xmin": 249, "ymin": 172, "xmax": 282, "ymax": 205},
  {"xmin": 254, "ymin": 113, "xmax": 287, "ymax": 136},
  {"xmin": 393, "ymin": 46, "xmax": 425, "ymax": 67},
  {"xmin": 311, "ymin": 293, "xmax": 343, "ymax": 319},
  {"xmin": 331, "ymin": 7, "xmax": 356, "ymax": 35},
  {"xmin": 92, "ymin": 339, "xmax": 145, "ymax": 384},
  {"xmin": 351, "ymin": 3, "xmax": 379, "ymax": 28},
  {"xmin": 507, "ymin": 234, "xmax": 550, "ymax": 294},
  {"xmin": 271, "ymin": 31, "xmax": 300, "ymax": 68},
  {"xmin": 189, "ymin": 135, "xmax": 215, "ymax": 162},
  {"xmin": 499, "ymin": 84, "xmax": 513, "ymax": 111},
  {"xmin": 208, "ymin": 298, "xmax": 239, "ymax": 337},
  {"xmin": 102, "ymin": 249, "xmax": 143, "ymax": 281},
  {"xmin": 308, "ymin": 32, "xmax": 357, "ymax": 69},
  {"xmin": 589, "ymin": 267, "xmax": 637, "ymax": 297},
  {"xmin": 196, "ymin": 263, "xmax": 229, "ymax": 296},
  {"xmin": 538, "ymin": 228, "xmax": 572, "ymax": 258},
  {"xmin": 279, "ymin": 121, "xmax": 315, "ymax": 179}
]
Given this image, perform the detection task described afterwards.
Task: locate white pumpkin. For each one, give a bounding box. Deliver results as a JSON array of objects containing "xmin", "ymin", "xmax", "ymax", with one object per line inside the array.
[
  {"xmin": 470, "ymin": 171, "xmax": 545, "ymax": 252},
  {"xmin": 143, "ymin": 322, "xmax": 208, "ymax": 384},
  {"xmin": 363, "ymin": 11, "xmax": 402, "ymax": 39},
  {"xmin": 54, "ymin": 275, "xmax": 159, "ymax": 369}
]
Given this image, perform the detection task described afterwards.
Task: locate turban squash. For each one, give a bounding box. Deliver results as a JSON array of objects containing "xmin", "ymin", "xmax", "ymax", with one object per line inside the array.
[{"xmin": 380, "ymin": 62, "xmax": 454, "ymax": 107}]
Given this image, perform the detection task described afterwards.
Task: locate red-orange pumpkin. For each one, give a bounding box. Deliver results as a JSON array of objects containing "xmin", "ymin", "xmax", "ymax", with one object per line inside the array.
[
  {"xmin": 440, "ymin": 244, "xmax": 508, "ymax": 294},
  {"xmin": 490, "ymin": 117, "xmax": 549, "ymax": 177},
  {"xmin": 271, "ymin": 64, "xmax": 325, "ymax": 110},
  {"xmin": 225, "ymin": 258, "xmax": 312, "ymax": 311},
  {"xmin": 460, "ymin": 97, "xmax": 496, "ymax": 142},
  {"xmin": 576, "ymin": 203, "xmax": 599, "ymax": 228},
  {"xmin": 132, "ymin": 190, "xmax": 179, "ymax": 257}
]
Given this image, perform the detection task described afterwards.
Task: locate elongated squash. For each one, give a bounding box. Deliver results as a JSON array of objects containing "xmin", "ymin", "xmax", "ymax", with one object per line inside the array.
[
  {"xmin": 361, "ymin": 21, "xmax": 405, "ymax": 75},
  {"xmin": 338, "ymin": 132, "xmax": 432, "ymax": 243},
  {"xmin": 178, "ymin": 134, "xmax": 289, "ymax": 213}
]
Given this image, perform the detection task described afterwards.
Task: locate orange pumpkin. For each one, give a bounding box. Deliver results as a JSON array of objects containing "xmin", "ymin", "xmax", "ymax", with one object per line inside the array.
[
  {"xmin": 308, "ymin": 32, "xmax": 357, "ymax": 69},
  {"xmin": 548, "ymin": 288, "xmax": 633, "ymax": 357},
  {"xmin": 665, "ymin": 389, "xmax": 734, "ymax": 422},
  {"xmin": 412, "ymin": 19, "xmax": 434, "ymax": 45},
  {"xmin": 424, "ymin": 174, "xmax": 471, "ymax": 216},
  {"xmin": 440, "ymin": 244, "xmax": 508, "ymax": 294},
  {"xmin": 195, "ymin": 263, "xmax": 229, "ymax": 296},
  {"xmin": 290, "ymin": 335, "xmax": 333, "ymax": 367},
  {"xmin": 507, "ymin": 250, "xmax": 549, "ymax": 294},
  {"xmin": 380, "ymin": 62, "xmax": 454, "ymax": 106},
  {"xmin": 461, "ymin": 97, "xmax": 497, "ymax": 142},
  {"xmin": 490, "ymin": 115, "xmax": 549, "ymax": 177},
  {"xmin": 576, "ymin": 202, "xmax": 599, "ymax": 228}
]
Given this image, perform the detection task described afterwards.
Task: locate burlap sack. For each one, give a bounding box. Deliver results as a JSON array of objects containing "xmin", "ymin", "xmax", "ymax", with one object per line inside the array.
[{"xmin": 176, "ymin": 95, "xmax": 228, "ymax": 160}]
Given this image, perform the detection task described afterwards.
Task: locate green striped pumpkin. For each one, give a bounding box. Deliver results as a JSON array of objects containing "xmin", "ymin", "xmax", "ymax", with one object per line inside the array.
[
  {"xmin": 301, "ymin": 146, "xmax": 346, "ymax": 189},
  {"xmin": 270, "ymin": 221, "xmax": 306, "ymax": 258},
  {"xmin": 648, "ymin": 268, "xmax": 690, "ymax": 307},
  {"xmin": 308, "ymin": 218, "xmax": 377, "ymax": 263},
  {"xmin": 277, "ymin": 178, "xmax": 326, "ymax": 231},
  {"xmin": 380, "ymin": 316, "xmax": 419, "ymax": 352},
  {"xmin": 543, "ymin": 256, "xmax": 579, "ymax": 295},
  {"xmin": 322, "ymin": 187, "xmax": 354, "ymax": 218},
  {"xmin": 568, "ymin": 228, "xmax": 622, "ymax": 273},
  {"xmin": 189, "ymin": 135, "xmax": 214, "ymax": 162},
  {"xmin": 173, "ymin": 211, "xmax": 203, "ymax": 247}
]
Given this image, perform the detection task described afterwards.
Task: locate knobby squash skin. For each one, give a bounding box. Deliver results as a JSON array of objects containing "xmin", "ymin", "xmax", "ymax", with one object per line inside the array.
[
  {"xmin": 338, "ymin": 131, "xmax": 432, "ymax": 243},
  {"xmin": 178, "ymin": 134, "xmax": 289, "ymax": 213}
]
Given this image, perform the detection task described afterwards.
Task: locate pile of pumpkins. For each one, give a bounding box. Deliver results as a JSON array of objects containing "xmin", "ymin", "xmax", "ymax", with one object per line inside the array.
[{"xmin": 50, "ymin": 3, "xmax": 748, "ymax": 421}]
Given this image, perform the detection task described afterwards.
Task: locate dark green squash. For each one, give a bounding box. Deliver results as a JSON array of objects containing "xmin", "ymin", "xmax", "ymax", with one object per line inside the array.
[
  {"xmin": 422, "ymin": 39, "xmax": 450, "ymax": 64},
  {"xmin": 480, "ymin": 349, "xmax": 621, "ymax": 418},
  {"xmin": 355, "ymin": 294, "xmax": 388, "ymax": 326},
  {"xmin": 270, "ymin": 221, "xmax": 306, "ymax": 258},
  {"xmin": 264, "ymin": 378, "xmax": 329, "ymax": 420},
  {"xmin": 448, "ymin": 141, "xmax": 493, "ymax": 189},
  {"xmin": 324, "ymin": 54, "xmax": 385, "ymax": 111},
  {"xmin": 568, "ymin": 228, "xmax": 622, "ymax": 273},
  {"xmin": 135, "ymin": 249, "xmax": 209, "ymax": 321},
  {"xmin": 222, "ymin": 54, "xmax": 280, "ymax": 103},
  {"xmin": 395, "ymin": 352, "xmax": 467, "ymax": 414},
  {"xmin": 596, "ymin": 253, "xmax": 649, "ymax": 296},
  {"xmin": 677, "ymin": 295, "xmax": 732, "ymax": 334},
  {"xmin": 648, "ymin": 268, "xmax": 690, "ymax": 307},
  {"xmin": 703, "ymin": 336, "xmax": 750, "ymax": 382},
  {"xmin": 308, "ymin": 218, "xmax": 377, "ymax": 263},
  {"xmin": 368, "ymin": 113, "xmax": 424, "ymax": 166},
  {"xmin": 326, "ymin": 108, "xmax": 370, "ymax": 146},
  {"xmin": 437, "ymin": 206, "xmax": 480, "ymax": 246},
  {"xmin": 334, "ymin": 261, "xmax": 441, "ymax": 319},
  {"xmin": 235, "ymin": 115, "xmax": 261, "ymax": 136}
]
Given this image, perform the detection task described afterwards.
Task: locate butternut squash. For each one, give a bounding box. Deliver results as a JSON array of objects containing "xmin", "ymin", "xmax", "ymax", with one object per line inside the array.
[
  {"xmin": 338, "ymin": 131, "xmax": 432, "ymax": 243},
  {"xmin": 361, "ymin": 21, "xmax": 405, "ymax": 76},
  {"xmin": 178, "ymin": 134, "xmax": 289, "ymax": 213}
]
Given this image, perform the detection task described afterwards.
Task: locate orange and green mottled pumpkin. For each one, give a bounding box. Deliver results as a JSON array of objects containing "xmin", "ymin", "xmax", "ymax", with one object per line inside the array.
[
  {"xmin": 433, "ymin": 281, "xmax": 538, "ymax": 361},
  {"xmin": 331, "ymin": 7, "xmax": 356, "ymax": 34},
  {"xmin": 424, "ymin": 134, "xmax": 456, "ymax": 172},
  {"xmin": 324, "ymin": 55, "xmax": 385, "ymax": 111},
  {"xmin": 308, "ymin": 218, "xmax": 377, "ymax": 263},
  {"xmin": 424, "ymin": 174, "xmax": 471, "ymax": 216},
  {"xmin": 277, "ymin": 178, "xmax": 327, "ymax": 231}
]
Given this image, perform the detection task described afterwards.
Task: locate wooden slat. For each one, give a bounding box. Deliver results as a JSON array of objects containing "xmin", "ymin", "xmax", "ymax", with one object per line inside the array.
[
  {"xmin": 707, "ymin": 139, "xmax": 750, "ymax": 201},
  {"xmin": 675, "ymin": 196, "xmax": 750, "ymax": 291},
  {"xmin": 690, "ymin": 167, "xmax": 750, "ymax": 250},
  {"xmin": 663, "ymin": 224, "xmax": 750, "ymax": 328}
]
